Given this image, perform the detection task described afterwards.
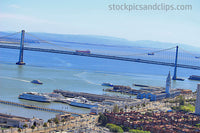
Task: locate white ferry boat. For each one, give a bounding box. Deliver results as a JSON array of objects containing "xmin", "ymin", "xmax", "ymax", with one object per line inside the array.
[
  {"xmin": 18, "ymin": 92, "xmax": 51, "ymax": 103},
  {"xmin": 69, "ymin": 97, "xmax": 98, "ymax": 109}
]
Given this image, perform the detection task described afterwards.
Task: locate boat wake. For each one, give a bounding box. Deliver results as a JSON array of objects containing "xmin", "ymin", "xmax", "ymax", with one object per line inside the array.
[
  {"xmin": 0, "ymin": 76, "xmax": 30, "ymax": 83},
  {"xmin": 74, "ymin": 72, "xmax": 100, "ymax": 86}
]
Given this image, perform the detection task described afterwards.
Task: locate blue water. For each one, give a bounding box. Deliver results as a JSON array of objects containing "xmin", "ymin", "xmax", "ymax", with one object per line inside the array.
[{"xmin": 0, "ymin": 42, "xmax": 200, "ymax": 121}]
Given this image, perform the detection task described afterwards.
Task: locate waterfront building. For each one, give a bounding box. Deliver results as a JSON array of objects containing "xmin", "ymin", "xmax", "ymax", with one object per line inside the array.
[
  {"xmin": 137, "ymin": 72, "xmax": 180, "ymax": 101},
  {"xmin": 195, "ymin": 84, "xmax": 200, "ymax": 115},
  {"xmin": 0, "ymin": 113, "xmax": 44, "ymax": 128}
]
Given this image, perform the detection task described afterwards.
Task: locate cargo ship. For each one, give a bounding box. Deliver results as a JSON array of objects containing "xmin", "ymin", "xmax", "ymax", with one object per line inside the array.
[
  {"xmin": 19, "ymin": 92, "xmax": 51, "ymax": 102},
  {"xmin": 69, "ymin": 97, "xmax": 98, "ymax": 109},
  {"xmin": 188, "ymin": 75, "xmax": 200, "ymax": 81}
]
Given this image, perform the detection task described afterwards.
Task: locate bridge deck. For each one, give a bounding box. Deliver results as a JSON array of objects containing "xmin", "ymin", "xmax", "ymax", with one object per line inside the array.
[{"xmin": 0, "ymin": 44, "xmax": 200, "ymax": 70}]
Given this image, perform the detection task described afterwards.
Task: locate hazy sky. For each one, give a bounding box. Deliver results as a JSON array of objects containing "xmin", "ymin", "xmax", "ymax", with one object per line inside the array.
[{"xmin": 0, "ymin": 0, "xmax": 200, "ymax": 47}]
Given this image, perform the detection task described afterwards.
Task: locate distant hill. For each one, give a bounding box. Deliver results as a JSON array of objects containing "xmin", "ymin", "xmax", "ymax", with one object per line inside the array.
[{"xmin": 0, "ymin": 31, "xmax": 199, "ymax": 52}]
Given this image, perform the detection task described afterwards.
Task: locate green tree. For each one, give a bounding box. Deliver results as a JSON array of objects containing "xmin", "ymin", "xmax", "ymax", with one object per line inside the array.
[
  {"xmin": 129, "ymin": 129, "xmax": 151, "ymax": 133},
  {"xmin": 179, "ymin": 95, "xmax": 185, "ymax": 106},
  {"xmin": 31, "ymin": 125, "xmax": 35, "ymax": 132},
  {"xmin": 61, "ymin": 119, "xmax": 65, "ymax": 123},
  {"xmin": 113, "ymin": 104, "xmax": 119, "ymax": 113},
  {"xmin": 106, "ymin": 123, "xmax": 123, "ymax": 133},
  {"xmin": 125, "ymin": 105, "xmax": 128, "ymax": 110},
  {"xmin": 23, "ymin": 124, "xmax": 28, "ymax": 128},
  {"xmin": 43, "ymin": 123, "xmax": 48, "ymax": 128},
  {"xmin": 120, "ymin": 108, "xmax": 124, "ymax": 112},
  {"xmin": 130, "ymin": 106, "xmax": 133, "ymax": 110},
  {"xmin": 48, "ymin": 119, "xmax": 52, "ymax": 123},
  {"xmin": 98, "ymin": 113, "xmax": 108, "ymax": 126},
  {"xmin": 54, "ymin": 118, "xmax": 59, "ymax": 125},
  {"xmin": 18, "ymin": 128, "xmax": 22, "ymax": 132}
]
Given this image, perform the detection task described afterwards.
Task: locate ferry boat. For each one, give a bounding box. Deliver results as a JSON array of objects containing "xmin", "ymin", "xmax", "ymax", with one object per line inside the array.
[
  {"xmin": 188, "ymin": 75, "xmax": 200, "ymax": 81},
  {"xmin": 69, "ymin": 97, "xmax": 98, "ymax": 109},
  {"xmin": 18, "ymin": 92, "xmax": 51, "ymax": 102},
  {"xmin": 101, "ymin": 83, "xmax": 113, "ymax": 87},
  {"xmin": 31, "ymin": 80, "xmax": 43, "ymax": 84}
]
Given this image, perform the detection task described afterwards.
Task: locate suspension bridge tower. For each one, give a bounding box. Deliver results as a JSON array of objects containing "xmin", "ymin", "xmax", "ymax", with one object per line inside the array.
[
  {"xmin": 172, "ymin": 45, "xmax": 184, "ymax": 81},
  {"xmin": 16, "ymin": 30, "xmax": 26, "ymax": 65}
]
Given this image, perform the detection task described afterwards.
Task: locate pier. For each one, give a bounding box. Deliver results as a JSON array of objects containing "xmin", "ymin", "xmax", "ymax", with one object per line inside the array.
[
  {"xmin": 54, "ymin": 89, "xmax": 133, "ymax": 102},
  {"xmin": 0, "ymin": 99, "xmax": 81, "ymax": 116}
]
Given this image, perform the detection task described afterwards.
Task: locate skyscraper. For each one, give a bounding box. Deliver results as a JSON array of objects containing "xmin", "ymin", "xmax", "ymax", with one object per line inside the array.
[
  {"xmin": 195, "ymin": 84, "xmax": 200, "ymax": 115},
  {"xmin": 166, "ymin": 71, "xmax": 171, "ymax": 94}
]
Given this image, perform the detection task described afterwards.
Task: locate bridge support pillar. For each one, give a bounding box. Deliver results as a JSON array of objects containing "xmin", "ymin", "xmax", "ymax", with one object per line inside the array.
[
  {"xmin": 16, "ymin": 30, "xmax": 25, "ymax": 65},
  {"xmin": 172, "ymin": 46, "xmax": 178, "ymax": 80}
]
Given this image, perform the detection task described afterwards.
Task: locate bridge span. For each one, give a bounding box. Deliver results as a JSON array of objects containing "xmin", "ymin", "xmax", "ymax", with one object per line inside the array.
[{"xmin": 0, "ymin": 44, "xmax": 200, "ymax": 70}]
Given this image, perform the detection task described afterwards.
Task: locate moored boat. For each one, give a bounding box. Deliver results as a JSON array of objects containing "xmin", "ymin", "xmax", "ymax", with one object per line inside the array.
[
  {"xmin": 69, "ymin": 97, "xmax": 98, "ymax": 109},
  {"xmin": 18, "ymin": 92, "xmax": 51, "ymax": 102}
]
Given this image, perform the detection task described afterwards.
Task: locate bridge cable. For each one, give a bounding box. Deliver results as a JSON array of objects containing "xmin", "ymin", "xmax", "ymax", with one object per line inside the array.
[
  {"xmin": 116, "ymin": 46, "xmax": 176, "ymax": 56},
  {"xmin": 26, "ymin": 32, "xmax": 74, "ymax": 51},
  {"xmin": 0, "ymin": 32, "xmax": 21, "ymax": 39},
  {"xmin": 179, "ymin": 47, "xmax": 200, "ymax": 58}
]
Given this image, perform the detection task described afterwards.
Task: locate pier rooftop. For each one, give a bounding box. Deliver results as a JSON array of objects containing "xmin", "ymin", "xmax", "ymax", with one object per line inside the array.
[{"xmin": 54, "ymin": 89, "xmax": 134, "ymax": 102}]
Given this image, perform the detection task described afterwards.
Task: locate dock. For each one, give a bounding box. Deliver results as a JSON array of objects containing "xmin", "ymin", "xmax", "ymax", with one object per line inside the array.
[
  {"xmin": 0, "ymin": 100, "xmax": 81, "ymax": 116},
  {"xmin": 53, "ymin": 89, "xmax": 133, "ymax": 102}
]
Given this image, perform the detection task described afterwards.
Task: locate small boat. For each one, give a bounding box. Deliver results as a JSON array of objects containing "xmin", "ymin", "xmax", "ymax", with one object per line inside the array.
[
  {"xmin": 31, "ymin": 80, "xmax": 43, "ymax": 84},
  {"xmin": 101, "ymin": 83, "xmax": 113, "ymax": 87},
  {"xmin": 148, "ymin": 52, "xmax": 154, "ymax": 55}
]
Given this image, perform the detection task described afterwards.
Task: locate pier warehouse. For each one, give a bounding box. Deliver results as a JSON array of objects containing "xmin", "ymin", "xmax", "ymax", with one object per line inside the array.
[
  {"xmin": 0, "ymin": 113, "xmax": 44, "ymax": 128},
  {"xmin": 137, "ymin": 72, "xmax": 181, "ymax": 101}
]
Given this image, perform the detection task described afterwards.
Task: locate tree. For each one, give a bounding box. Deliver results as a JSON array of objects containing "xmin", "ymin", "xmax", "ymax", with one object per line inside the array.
[
  {"xmin": 130, "ymin": 106, "xmax": 133, "ymax": 110},
  {"xmin": 120, "ymin": 108, "xmax": 124, "ymax": 112},
  {"xmin": 18, "ymin": 128, "xmax": 22, "ymax": 132},
  {"xmin": 179, "ymin": 95, "xmax": 185, "ymax": 106},
  {"xmin": 31, "ymin": 125, "xmax": 35, "ymax": 132},
  {"xmin": 113, "ymin": 104, "xmax": 119, "ymax": 113},
  {"xmin": 23, "ymin": 124, "xmax": 28, "ymax": 133},
  {"xmin": 98, "ymin": 113, "xmax": 108, "ymax": 126},
  {"xmin": 106, "ymin": 123, "xmax": 123, "ymax": 133},
  {"xmin": 43, "ymin": 123, "xmax": 48, "ymax": 128},
  {"xmin": 48, "ymin": 119, "xmax": 52, "ymax": 123},
  {"xmin": 61, "ymin": 119, "xmax": 65, "ymax": 123},
  {"xmin": 54, "ymin": 118, "xmax": 59, "ymax": 125},
  {"xmin": 125, "ymin": 105, "xmax": 128, "ymax": 110},
  {"xmin": 23, "ymin": 124, "xmax": 28, "ymax": 129}
]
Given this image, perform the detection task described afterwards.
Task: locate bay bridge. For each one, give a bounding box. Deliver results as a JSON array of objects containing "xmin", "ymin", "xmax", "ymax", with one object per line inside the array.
[{"xmin": 0, "ymin": 30, "xmax": 199, "ymax": 81}]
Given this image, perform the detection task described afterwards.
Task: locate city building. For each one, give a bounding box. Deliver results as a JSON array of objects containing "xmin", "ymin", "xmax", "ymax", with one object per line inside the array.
[
  {"xmin": 104, "ymin": 111, "xmax": 200, "ymax": 133},
  {"xmin": 195, "ymin": 84, "xmax": 200, "ymax": 115},
  {"xmin": 56, "ymin": 113, "xmax": 71, "ymax": 121}
]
